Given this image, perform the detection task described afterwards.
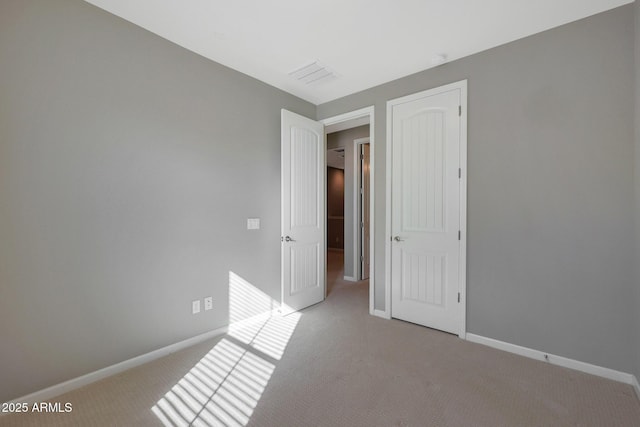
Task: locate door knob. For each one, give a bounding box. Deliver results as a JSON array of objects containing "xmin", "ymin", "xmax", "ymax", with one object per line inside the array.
[
  {"xmin": 393, "ymin": 236, "xmax": 405, "ymax": 242},
  {"xmin": 284, "ymin": 236, "xmax": 295, "ymax": 242}
]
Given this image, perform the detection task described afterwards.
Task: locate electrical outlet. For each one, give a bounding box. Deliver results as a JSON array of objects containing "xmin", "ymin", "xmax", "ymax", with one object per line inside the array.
[
  {"xmin": 192, "ymin": 300, "xmax": 201, "ymax": 314},
  {"xmin": 204, "ymin": 297, "xmax": 213, "ymax": 311}
]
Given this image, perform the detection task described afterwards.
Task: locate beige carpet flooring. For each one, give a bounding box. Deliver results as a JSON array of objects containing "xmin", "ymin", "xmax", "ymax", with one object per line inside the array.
[{"xmin": 4, "ymin": 251, "xmax": 640, "ymax": 426}]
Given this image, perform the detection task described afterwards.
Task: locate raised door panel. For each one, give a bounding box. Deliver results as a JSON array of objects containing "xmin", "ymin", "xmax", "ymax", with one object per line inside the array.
[
  {"xmin": 290, "ymin": 243, "xmax": 319, "ymax": 295},
  {"xmin": 400, "ymin": 110, "xmax": 446, "ymax": 233},
  {"xmin": 290, "ymin": 128, "xmax": 319, "ymax": 229},
  {"xmin": 400, "ymin": 250, "xmax": 446, "ymax": 306}
]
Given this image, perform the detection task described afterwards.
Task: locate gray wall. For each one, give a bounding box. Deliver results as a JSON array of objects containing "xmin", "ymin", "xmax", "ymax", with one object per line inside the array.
[
  {"xmin": 319, "ymin": 5, "xmax": 636, "ymax": 374},
  {"xmin": 0, "ymin": 0, "xmax": 314, "ymax": 402},
  {"xmin": 327, "ymin": 126, "xmax": 369, "ymax": 279}
]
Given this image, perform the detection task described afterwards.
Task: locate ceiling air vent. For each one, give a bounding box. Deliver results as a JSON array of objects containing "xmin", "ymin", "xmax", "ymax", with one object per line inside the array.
[{"xmin": 289, "ymin": 61, "xmax": 338, "ymax": 85}]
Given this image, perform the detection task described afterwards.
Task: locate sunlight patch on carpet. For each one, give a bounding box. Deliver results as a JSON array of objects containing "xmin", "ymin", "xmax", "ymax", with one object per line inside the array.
[{"xmin": 152, "ymin": 271, "xmax": 301, "ymax": 426}]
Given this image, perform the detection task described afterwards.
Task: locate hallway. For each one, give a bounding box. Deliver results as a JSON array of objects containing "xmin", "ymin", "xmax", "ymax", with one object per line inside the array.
[{"xmin": 326, "ymin": 249, "xmax": 368, "ymax": 296}]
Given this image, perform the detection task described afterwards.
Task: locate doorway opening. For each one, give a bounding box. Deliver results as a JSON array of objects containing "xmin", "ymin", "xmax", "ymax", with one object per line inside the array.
[
  {"xmin": 355, "ymin": 138, "xmax": 371, "ymax": 282},
  {"xmin": 322, "ymin": 107, "xmax": 375, "ymax": 314},
  {"xmin": 326, "ymin": 148, "xmax": 346, "ymax": 294},
  {"xmin": 279, "ymin": 107, "xmax": 375, "ymax": 316}
]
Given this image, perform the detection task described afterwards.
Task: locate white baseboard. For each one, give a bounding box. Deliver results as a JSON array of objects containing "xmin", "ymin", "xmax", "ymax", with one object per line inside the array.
[
  {"xmin": 632, "ymin": 373, "xmax": 640, "ymax": 400},
  {"xmin": 372, "ymin": 309, "xmax": 390, "ymax": 319},
  {"xmin": 466, "ymin": 333, "xmax": 639, "ymax": 396},
  {"xmin": 343, "ymin": 276, "xmax": 357, "ymax": 282},
  {"xmin": 5, "ymin": 325, "xmax": 229, "ymax": 406}
]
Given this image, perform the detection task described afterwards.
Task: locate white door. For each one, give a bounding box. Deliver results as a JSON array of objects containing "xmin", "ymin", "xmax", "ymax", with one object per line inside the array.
[
  {"xmin": 361, "ymin": 144, "xmax": 370, "ymax": 280},
  {"xmin": 281, "ymin": 109, "xmax": 325, "ymax": 313},
  {"xmin": 389, "ymin": 83, "xmax": 465, "ymax": 335}
]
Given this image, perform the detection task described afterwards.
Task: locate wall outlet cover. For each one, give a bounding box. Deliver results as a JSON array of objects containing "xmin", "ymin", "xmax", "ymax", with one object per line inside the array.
[
  {"xmin": 247, "ymin": 218, "xmax": 260, "ymax": 230},
  {"xmin": 204, "ymin": 297, "xmax": 213, "ymax": 311}
]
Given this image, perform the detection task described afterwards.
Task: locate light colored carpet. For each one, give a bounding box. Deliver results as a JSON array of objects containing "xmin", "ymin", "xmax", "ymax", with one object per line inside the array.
[{"xmin": 4, "ymin": 251, "xmax": 640, "ymax": 426}]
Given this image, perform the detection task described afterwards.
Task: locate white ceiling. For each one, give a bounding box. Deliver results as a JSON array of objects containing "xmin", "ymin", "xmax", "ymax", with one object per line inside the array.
[{"xmin": 84, "ymin": 0, "xmax": 632, "ymax": 105}]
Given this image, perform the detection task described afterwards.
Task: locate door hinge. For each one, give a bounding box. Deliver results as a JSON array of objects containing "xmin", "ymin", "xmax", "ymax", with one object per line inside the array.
[
  {"xmin": 361, "ymin": 255, "xmax": 364, "ymax": 262},
  {"xmin": 361, "ymin": 222, "xmax": 364, "ymax": 228},
  {"xmin": 361, "ymin": 153, "xmax": 364, "ymax": 160},
  {"xmin": 458, "ymin": 292, "xmax": 460, "ymax": 303},
  {"xmin": 458, "ymin": 230, "xmax": 461, "ymax": 240},
  {"xmin": 458, "ymin": 105, "xmax": 462, "ymax": 116},
  {"xmin": 458, "ymin": 168, "xmax": 461, "ymax": 179}
]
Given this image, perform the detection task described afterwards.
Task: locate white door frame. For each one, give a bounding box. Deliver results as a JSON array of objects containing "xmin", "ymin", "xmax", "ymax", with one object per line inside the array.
[
  {"xmin": 385, "ymin": 80, "xmax": 468, "ymax": 337},
  {"xmin": 321, "ymin": 106, "xmax": 375, "ymax": 316},
  {"xmin": 354, "ymin": 137, "xmax": 370, "ymax": 281}
]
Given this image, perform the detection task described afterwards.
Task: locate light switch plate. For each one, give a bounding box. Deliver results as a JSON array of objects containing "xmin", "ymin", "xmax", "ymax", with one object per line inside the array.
[
  {"xmin": 247, "ymin": 218, "xmax": 260, "ymax": 230},
  {"xmin": 192, "ymin": 300, "xmax": 201, "ymax": 314}
]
